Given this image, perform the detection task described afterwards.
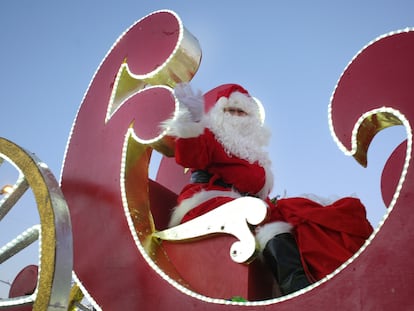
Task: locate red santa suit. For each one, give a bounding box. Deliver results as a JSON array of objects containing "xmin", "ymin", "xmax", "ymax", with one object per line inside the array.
[
  {"xmin": 171, "ymin": 128, "xmax": 269, "ymax": 224},
  {"xmin": 164, "ymin": 83, "xmax": 373, "ymax": 284}
]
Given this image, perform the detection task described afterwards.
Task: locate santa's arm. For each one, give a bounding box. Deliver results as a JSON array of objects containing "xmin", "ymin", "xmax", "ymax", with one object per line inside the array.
[
  {"xmin": 161, "ymin": 83, "xmax": 213, "ymax": 168},
  {"xmin": 162, "ymin": 83, "xmax": 206, "ymax": 138},
  {"xmin": 175, "ymin": 135, "xmax": 212, "ymax": 169}
]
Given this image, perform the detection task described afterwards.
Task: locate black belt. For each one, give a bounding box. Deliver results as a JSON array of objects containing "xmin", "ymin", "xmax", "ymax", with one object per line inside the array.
[
  {"xmin": 190, "ymin": 170, "xmax": 233, "ymax": 188},
  {"xmin": 190, "ymin": 170, "xmax": 253, "ymax": 197}
]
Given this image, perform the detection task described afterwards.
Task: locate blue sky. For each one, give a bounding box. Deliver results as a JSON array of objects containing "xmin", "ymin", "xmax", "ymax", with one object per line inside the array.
[{"xmin": 0, "ymin": 0, "xmax": 412, "ymax": 298}]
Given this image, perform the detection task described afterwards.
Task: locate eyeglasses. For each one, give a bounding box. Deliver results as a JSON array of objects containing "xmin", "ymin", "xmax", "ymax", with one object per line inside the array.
[{"xmin": 223, "ymin": 107, "xmax": 248, "ymax": 116}]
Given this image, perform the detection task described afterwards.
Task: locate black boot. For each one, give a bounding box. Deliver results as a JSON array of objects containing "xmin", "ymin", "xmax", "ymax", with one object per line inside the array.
[{"xmin": 263, "ymin": 233, "xmax": 311, "ymax": 295}]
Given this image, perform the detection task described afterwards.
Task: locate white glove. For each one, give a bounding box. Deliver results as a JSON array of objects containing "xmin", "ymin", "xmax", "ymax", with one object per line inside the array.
[{"xmin": 174, "ymin": 83, "xmax": 204, "ymax": 122}]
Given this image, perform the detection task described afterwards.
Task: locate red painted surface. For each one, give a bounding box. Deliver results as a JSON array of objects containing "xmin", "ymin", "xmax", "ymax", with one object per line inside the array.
[
  {"xmin": 9, "ymin": 265, "xmax": 38, "ymax": 298},
  {"xmin": 329, "ymin": 30, "xmax": 414, "ymax": 310},
  {"xmin": 61, "ymin": 9, "xmax": 414, "ymax": 310},
  {"xmin": 61, "ymin": 11, "xmax": 187, "ymax": 310},
  {"xmin": 7, "ymin": 265, "xmax": 37, "ymax": 311},
  {"xmin": 162, "ymin": 236, "xmax": 276, "ymax": 301},
  {"xmin": 331, "ymin": 31, "xmax": 414, "ymax": 153}
]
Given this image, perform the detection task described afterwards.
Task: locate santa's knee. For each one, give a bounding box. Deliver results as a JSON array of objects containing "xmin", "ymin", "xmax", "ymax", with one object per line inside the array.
[{"xmin": 255, "ymin": 221, "xmax": 293, "ymax": 251}]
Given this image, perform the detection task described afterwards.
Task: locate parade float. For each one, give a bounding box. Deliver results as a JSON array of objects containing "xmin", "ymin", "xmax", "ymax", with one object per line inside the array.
[{"xmin": 0, "ymin": 10, "xmax": 413, "ymax": 311}]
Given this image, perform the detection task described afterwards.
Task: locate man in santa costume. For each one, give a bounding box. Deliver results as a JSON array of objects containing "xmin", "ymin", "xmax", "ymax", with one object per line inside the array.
[{"xmin": 163, "ymin": 83, "xmax": 373, "ymax": 296}]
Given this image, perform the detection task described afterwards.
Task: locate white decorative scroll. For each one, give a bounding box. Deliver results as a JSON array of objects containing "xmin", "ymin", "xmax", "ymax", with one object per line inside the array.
[{"xmin": 153, "ymin": 196, "xmax": 268, "ymax": 263}]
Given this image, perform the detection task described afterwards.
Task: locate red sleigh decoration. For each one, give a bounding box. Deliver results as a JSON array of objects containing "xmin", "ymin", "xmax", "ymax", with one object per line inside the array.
[
  {"xmin": 57, "ymin": 10, "xmax": 414, "ymax": 311},
  {"xmin": 2, "ymin": 9, "xmax": 413, "ymax": 311}
]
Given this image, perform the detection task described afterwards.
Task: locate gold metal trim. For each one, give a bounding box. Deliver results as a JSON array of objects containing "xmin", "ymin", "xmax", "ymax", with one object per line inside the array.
[{"xmin": 0, "ymin": 137, "xmax": 73, "ymax": 310}]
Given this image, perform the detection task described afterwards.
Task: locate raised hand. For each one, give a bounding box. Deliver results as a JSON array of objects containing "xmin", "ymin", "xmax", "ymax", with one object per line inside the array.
[{"xmin": 174, "ymin": 82, "xmax": 205, "ymax": 122}]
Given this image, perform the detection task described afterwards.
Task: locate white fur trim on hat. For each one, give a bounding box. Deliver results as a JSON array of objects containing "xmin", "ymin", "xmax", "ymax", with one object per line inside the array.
[
  {"xmin": 255, "ymin": 221, "xmax": 293, "ymax": 251},
  {"xmin": 168, "ymin": 189, "xmax": 242, "ymax": 227}
]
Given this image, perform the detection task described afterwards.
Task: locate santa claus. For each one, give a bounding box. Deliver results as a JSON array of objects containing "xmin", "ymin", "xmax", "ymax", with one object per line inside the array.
[{"xmin": 163, "ymin": 83, "xmax": 373, "ymax": 296}]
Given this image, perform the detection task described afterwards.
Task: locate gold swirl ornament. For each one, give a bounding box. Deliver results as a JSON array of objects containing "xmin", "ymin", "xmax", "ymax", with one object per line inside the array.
[{"xmin": 0, "ymin": 137, "xmax": 73, "ymax": 311}]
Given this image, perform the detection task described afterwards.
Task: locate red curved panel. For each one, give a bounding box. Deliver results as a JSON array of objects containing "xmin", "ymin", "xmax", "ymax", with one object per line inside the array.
[
  {"xmin": 329, "ymin": 29, "xmax": 414, "ymax": 310},
  {"xmin": 61, "ymin": 10, "xmax": 201, "ymax": 310}
]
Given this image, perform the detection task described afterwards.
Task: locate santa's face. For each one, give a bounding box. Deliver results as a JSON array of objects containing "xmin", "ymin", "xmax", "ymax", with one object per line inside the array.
[
  {"xmin": 207, "ymin": 91, "xmax": 271, "ymax": 163},
  {"xmin": 222, "ymin": 91, "xmax": 259, "ymax": 120},
  {"xmin": 217, "ymin": 91, "xmax": 263, "ymax": 135},
  {"xmin": 223, "ymin": 107, "xmax": 248, "ymax": 117}
]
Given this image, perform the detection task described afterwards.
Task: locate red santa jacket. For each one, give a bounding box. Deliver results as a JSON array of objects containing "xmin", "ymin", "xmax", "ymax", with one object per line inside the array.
[{"xmin": 169, "ymin": 128, "xmax": 269, "ymax": 226}]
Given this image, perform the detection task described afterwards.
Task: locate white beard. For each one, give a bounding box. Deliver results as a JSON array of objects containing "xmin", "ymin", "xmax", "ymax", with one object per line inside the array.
[{"xmin": 207, "ymin": 110, "xmax": 272, "ymax": 167}]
